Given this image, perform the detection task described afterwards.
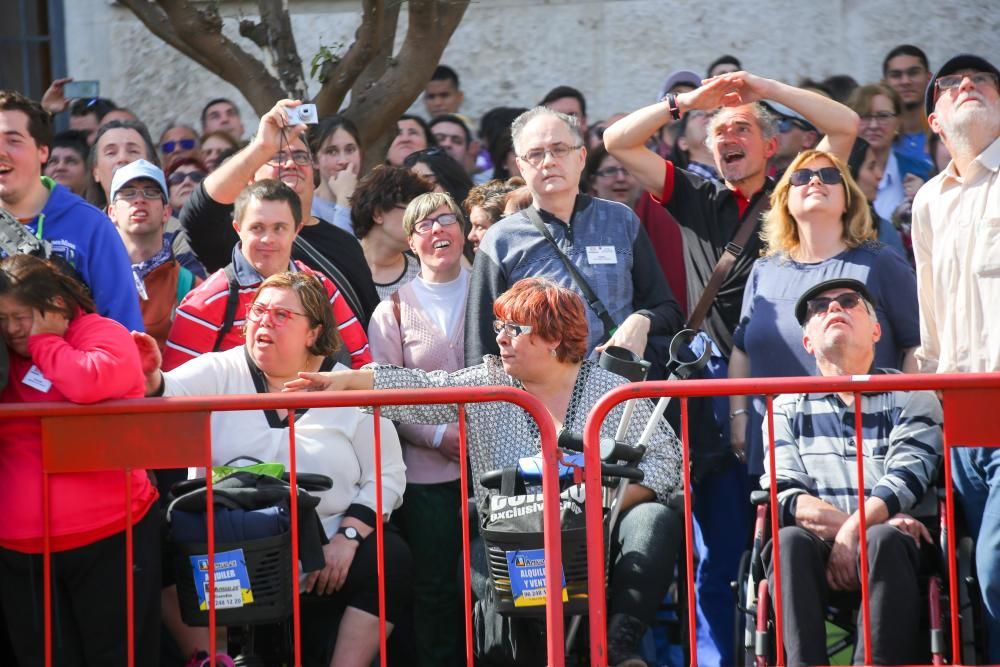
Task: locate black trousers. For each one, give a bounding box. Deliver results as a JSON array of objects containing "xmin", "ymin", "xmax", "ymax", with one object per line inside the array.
[
  {"xmin": 764, "ymin": 524, "xmax": 926, "ymax": 666},
  {"xmin": 0, "ymin": 509, "xmax": 161, "ymax": 667}
]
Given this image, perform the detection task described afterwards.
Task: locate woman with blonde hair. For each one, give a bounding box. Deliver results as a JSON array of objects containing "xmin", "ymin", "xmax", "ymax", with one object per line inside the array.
[{"xmin": 728, "ymin": 149, "xmax": 920, "ymax": 478}]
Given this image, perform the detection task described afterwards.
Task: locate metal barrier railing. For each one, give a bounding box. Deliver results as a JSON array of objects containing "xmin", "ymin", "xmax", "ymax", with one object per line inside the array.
[
  {"xmin": 583, "ymin": 371, "xmax": 1000, "ymax": 667},
  {"xmin": 1, "ymin": 386, "xmax": 565, "ymax": 667}
]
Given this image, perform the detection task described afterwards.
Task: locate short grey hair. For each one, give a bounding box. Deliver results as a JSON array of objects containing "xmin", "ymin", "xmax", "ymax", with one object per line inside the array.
[
  {"xmin": 705, "ymin": 102, "xmax": 779, "ymax": 151},
  {"xmin": 510, "ymin": 106, "xmax": 584, "ymax": 157}
]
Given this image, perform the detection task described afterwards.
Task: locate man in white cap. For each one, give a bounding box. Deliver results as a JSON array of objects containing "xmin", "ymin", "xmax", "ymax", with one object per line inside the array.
[
  {"xmin": 913, "ymin": 52, "xmax": 1000, "ymax": 662},
  {"xmin": 107, "ymin": 159, "xmax": 200, "ymax": 349}
]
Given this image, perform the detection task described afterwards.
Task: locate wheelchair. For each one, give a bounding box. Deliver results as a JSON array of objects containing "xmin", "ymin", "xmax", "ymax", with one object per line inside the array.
[
  {"xmin": 166, "ymin": 466, "xmax": 334, "ymax": 666},
  {"xmin": 731, "ymin": 488, "xmax": 987, "ymax": 665}
]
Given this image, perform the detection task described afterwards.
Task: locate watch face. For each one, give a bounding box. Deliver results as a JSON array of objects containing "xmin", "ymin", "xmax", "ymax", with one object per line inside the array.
[{"xmin": 344, "ymin": 527, "xmax": 358, "ymax": 539}]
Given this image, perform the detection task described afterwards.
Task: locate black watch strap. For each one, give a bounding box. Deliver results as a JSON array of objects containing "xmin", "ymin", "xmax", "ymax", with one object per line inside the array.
[{"xmin": 337, "ymin": 525, "xmax": 363, "ymax": 545}]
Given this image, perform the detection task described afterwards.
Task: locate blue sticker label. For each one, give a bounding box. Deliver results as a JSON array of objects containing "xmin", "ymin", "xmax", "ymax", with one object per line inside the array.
[
  {"xmin": 190, "ymin": 548, "xmax": 254, "ymax": 610},
  {"xmin": 505, "ymin": 548, "xmax": 568, "ymax": 608}
]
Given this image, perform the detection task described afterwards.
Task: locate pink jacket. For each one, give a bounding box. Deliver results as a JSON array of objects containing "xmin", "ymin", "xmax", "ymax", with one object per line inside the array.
[
  {"xmin": 0, "ymin": 312, "xmax": 157, "ymax": 553},
  {"xmin": 368, "ymin": 280, "xmax": 466, "ymax": 484}
]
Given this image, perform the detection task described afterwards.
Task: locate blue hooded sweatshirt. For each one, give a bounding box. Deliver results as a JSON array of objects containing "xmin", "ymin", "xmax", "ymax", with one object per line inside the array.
[{"xmin": 21, "ymin": 178, "xmax": 144, "ymax": 331}]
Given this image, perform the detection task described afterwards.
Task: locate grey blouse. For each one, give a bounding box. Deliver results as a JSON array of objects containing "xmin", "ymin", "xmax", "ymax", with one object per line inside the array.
[{"xmin": 368, "ymin": 357, "xmax": 682, "ymax": 505}]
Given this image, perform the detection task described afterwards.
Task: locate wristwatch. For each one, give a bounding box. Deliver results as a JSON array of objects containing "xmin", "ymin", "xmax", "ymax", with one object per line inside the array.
[{"xmin": 337, "ymin": 525, "xmax": 364, "ymax": 545}]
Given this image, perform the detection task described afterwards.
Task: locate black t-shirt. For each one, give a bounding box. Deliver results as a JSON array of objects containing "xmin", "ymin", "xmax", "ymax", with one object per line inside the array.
[
  {"xmin": 660, "ymin": 162, "xmax": 774, "ymax": 357},
  {"xmin": 179, "ymin": 183, "xmax": 380, "ymax": 327}
]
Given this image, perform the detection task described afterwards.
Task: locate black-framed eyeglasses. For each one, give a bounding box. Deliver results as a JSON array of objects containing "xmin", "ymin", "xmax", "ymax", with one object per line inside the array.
[
  {"xmin": 115, "ymin": 186, "xmax": 165, "ymax": 201},
  {"xmin": 412, "ymin": 213, "xmax": 460, "ymax": 235},
  {"xmin": 167, "ymin": 171, "xmax": 206, "ymax": 186},
  {"xmin": 267, "ymin": 150, "xmax": 312, "ymax": 166},
  {"xmin": 493, "ymin": 319, "xmax": 534, "ymax": 338},
  {"xmin": 519, "ymin": 143, "xmax": 582, "ymax": 167},
  {"xmin": 859, "ymin": 111, "xmax": 897, "ymax": 125},
  {"xmin": 805, "ymin": 292, "xmax": 866, "ymax": 320},
  {"xmin": 789, "ymin": 167, "xmax": 843, "ymax": 187},
  {"xmin": 595, "ymin": 166, "xmax": 628, "ymax": 178},
  {"xmin": 161, "ymin": 139, "xmax": 197, "ymax": 154},
  {"xmin": 936, "ymin": 72, "xmax": 999, "ymax": 93}
]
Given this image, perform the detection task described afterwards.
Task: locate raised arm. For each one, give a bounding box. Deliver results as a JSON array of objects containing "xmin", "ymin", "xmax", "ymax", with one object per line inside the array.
[
  {"xmin": 705, "ymin": 72, "xmax": 859, "ymax": 162},
  {"xmin": 203, "ymin": 99, "xmax": 309, "ymax": 205},
  {"xmin": 602, "ymin": 101, "xmax": 671, "ymax": 197}
]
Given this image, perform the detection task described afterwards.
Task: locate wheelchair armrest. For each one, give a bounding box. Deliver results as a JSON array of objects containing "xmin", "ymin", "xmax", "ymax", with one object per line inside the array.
[{"xmin": 750, "ymin": 489, "xmax": 772, "ymax": 506}]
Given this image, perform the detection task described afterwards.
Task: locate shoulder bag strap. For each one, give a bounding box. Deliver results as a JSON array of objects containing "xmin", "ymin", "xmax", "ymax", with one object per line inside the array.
[
  {"xmin": 293, "ymin": 235, "xmax": 365, "ymax": 325},
  {"xmin": 685, "ymin": 189, "xmax": 771, "ymax": 330},
  {"xmin": 212, "ymin": 264, "xmax": 241, "ymax": 352},
  {"xmin": 524, "ymin": 206, "xmax": 618, "ymax": 339}
]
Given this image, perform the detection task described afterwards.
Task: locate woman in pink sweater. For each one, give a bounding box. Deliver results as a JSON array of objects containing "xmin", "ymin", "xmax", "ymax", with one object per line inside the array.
[
  {"xmin": 367, "ymin": 191, "xmax": 468, "ymax": 667},
  {"xmin": 0, "ymin": 254, "xmax": 159, "ymax": 665}
]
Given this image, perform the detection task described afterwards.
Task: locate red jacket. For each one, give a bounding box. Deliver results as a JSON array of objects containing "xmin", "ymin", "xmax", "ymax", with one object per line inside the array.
[
  {"xmin": 163, "ymin": 259, "xmax": 372, "ymax": 371},
  {"xmin": 0, "ymin": 313, "xmax": 157, "ymax": 553}
]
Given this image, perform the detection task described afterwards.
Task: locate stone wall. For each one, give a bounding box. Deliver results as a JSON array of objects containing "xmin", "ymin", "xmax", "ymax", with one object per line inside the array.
[{"xmin": 65, "ymin": 0, "xmax": 998, "ymax": 139}]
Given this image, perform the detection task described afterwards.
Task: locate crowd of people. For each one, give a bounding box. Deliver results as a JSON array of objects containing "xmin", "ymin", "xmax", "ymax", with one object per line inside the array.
[{"xmin": 0, "ymin": 40, "xmax": 997, "ymax": 667}]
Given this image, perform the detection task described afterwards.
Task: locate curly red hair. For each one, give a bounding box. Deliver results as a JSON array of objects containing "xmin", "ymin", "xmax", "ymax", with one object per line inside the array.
[{"xmin": 493, "ymin": 277, "xmax": 588, "ymax": 363}]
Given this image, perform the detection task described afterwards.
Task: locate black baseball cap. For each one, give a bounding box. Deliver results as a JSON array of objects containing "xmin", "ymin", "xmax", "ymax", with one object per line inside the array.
[
  {"xmin": 924, "ymin": 54, "xmax": 1000, "ymax": 118},
  {"xmin": 795, "ymin": 278, "xmax": 876, "ymax": 325}
]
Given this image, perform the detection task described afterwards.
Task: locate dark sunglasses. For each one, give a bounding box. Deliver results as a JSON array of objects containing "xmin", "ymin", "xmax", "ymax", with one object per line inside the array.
[
  {"xmin": 789, "ymin": 167, "xmax": 843, "ymax": 187},
  {"xmin": 168, "ymin": 171, "xmax": 206, "ymax": 186},
  {"xmin": 805, "ymin": 292, "xmax": 866, "ymax": 320},
  {"xmin": 161, "ymin": 139, "xmax": 197, "ymax": 154}
]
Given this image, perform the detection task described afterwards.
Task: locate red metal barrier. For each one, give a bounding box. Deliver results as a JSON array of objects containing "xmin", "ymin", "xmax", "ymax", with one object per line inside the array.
[
  {"xmin": 1, "ymin": 386, "xmax": 563, "ymax": 667},
  {"xmin": 583, "ymin": 372, "xmax": 1000, "ymax": 667}
]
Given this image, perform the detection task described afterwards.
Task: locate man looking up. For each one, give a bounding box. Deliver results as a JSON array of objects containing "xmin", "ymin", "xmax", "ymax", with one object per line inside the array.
[
  {"xmin": 882, "ymin": 44, "xmax": 934, "ymax": 164},
  {"xmin": 423, "ymin": 66, "xmax": 464, "ymax": 118},
  {"xmin": 466, "ymin": 106, "xmax": 682, "ymax": 366},
  {"xmin": 605, "ymin": 71, "xmax": 857, "ymax": 666},
  {"xmin": 201, "ymin": 98, "xmax": 245, "ymax": 143},
  {"xmin": 912, "ymin": 53, "xmax": 1000, "ymax": 663},
  {"xmin": 0, "ymin": 90, "xmax": 142, "ymax": 330},
  {"xmin": 107, "ymin": 159, "xmax": 200, "ymax": 349},
  {"xmin": 762, "ymin": 278, "xmax": 942, "ymax": 665}
]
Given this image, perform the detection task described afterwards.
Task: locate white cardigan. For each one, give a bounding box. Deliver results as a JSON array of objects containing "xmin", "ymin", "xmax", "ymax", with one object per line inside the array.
[{"xmin": 163, "ymin": 346, "xmax": 406, "ymax": 537}]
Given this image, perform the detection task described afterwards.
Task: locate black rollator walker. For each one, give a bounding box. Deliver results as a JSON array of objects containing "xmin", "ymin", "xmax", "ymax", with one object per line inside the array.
[{"xmin": 476, "ymin": 331, "xmax": 710, "ymax": 664}]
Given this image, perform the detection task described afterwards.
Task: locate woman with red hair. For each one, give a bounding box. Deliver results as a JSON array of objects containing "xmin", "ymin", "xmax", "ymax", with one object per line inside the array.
[{"xmin": 287, "ymin": 276, "xmax": 683, "ymax": 667}]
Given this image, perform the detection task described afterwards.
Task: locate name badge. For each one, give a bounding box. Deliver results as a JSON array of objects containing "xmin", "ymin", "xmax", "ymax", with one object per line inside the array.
[
  {"xmin": 22, "ymin": 365, "xmax": 53, "ymax": 393},
  {"xmin": 586, "ymin": 245, "xmax": 617, "ymax": 265}
]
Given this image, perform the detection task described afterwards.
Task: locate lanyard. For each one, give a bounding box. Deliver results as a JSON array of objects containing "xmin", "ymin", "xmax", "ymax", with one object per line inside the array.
[{"xmin": 33, "ymin": 213, "xmax": 45, "ymax": 240}]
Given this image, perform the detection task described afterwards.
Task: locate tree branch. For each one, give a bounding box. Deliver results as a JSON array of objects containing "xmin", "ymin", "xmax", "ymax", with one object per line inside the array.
[
  {"xmin": 153, "ymin": 0, "xmax": 287, "ymax": 114},
  {"xmin": 243, "ymin": 0, "xmax": 307, "ymax": 99},
  {"xmin": 313, "ymin": 0, "xmax": 384, "ymax": 115}
]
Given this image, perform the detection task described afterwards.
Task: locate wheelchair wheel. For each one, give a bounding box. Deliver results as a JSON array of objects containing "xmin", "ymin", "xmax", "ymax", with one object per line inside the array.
[
  {"xmin": 957, "ymin": 536, "xmax": 984, "ymax": 665},
  {"xmin": 732, "ymin": 549, "xmax": 753, "ymax": 667}
]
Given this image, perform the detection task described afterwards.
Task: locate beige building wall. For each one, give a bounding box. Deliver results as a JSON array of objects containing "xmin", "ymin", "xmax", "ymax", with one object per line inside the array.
[{"xmin": 65, "ymin": 0, "xmax": 998, "ymax": 138}]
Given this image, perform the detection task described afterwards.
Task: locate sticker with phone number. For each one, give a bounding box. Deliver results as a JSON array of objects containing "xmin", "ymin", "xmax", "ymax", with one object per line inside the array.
[{"xmin": 505, "ymin": 548, "xmax": 568, "ymax": 607}]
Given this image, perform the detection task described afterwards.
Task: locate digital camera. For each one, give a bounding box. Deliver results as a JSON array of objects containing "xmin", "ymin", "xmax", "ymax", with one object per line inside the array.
[{"xmin": 286, "ymin": 104, "xmax": 318, "ymax": 125}]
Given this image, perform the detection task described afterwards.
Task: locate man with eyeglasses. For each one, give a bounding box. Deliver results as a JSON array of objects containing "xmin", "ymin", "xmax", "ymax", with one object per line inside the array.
[
  {"xmin": 466, "ymin": 105, "xmax": 683, "ymax": 368},
  {"xmin": 913, "ymin": 53, "xmax": 1000, "ymax": 662},
  {"xmin": 882, "ymin": 45, "xmax": 934, "ymax": 164},
  {"xmin": 0, "ymin": 89, "xmax": 142, "ymax": 331},
  {"xmin": 760, "ymin": 277, "xmax": 943, "ymax": 666},
  {"xmin": 179, "ymin": 98, "xmax": 379, "ymax": 328},
  {"xmin": 107, "ymin": 159, "xmax": 201, "ymax": 350}
]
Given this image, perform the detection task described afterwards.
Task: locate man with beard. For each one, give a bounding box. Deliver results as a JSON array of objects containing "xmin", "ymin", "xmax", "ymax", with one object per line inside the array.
[
  {"xmin": 912, "ymin": 53, "xmax": 1000, "ymax": 663},
  {"xmin": 604, "ymin": 73, "xmax": 858, "ymax": 666}
]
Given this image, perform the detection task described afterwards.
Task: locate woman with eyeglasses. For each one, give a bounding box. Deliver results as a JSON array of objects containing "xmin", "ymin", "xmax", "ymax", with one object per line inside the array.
[
  {"xmin": 728, "ymin": 149, "xmax": 920, "ymax": 478},
  {"xmin": 165, "ymin": 156, "xmax": 208, "ymax": 212},
  {"xmin": 134, "ymin": 271, "xmax": 410, "ymax": 667},
  {"xmin": 364, "ymin": 191, "xmax": 470, "ymax": 666},
  {"xmin": 847, "ymin": 84, "xmax": 933, "ymax": 223},
  {"xmin": 158, "ymin": 123, "xmax": 201, "ymax": 171},
  {"xmin": 287, "ymin": 276, "xmax": 684, "ymax": 667},
  {"xmin": 586, "ymin": 144, "xmax": 640, "ymax": 208}
]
